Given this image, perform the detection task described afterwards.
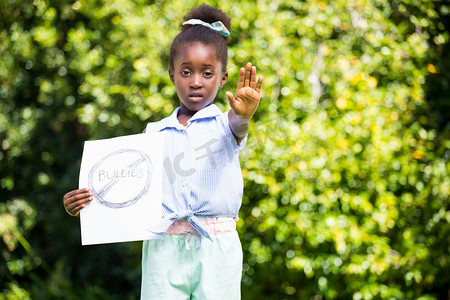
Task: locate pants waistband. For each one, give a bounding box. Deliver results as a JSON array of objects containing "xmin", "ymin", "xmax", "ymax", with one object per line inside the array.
[{"xmin": 166, "ymin": 217, "xmax": 237, "ymax": 236}]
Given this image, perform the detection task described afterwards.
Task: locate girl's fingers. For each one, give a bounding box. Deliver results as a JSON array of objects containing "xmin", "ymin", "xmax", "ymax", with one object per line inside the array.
[
  {"xmin": 64, "ymin": 193, "xmax": 91, "ymax": 207},
  {"xmin": 66, "ymin": 198, "xmax": 91, "ymax": 215},
  {"xmin": 244, "ymin": 63, "xmax": 251, "ymax": 87},
  {"xmin": 236, "ymin": 63, "xmax": 262, "ymax": 94},
  {"xmin": 237, "ymin": 67, "xmax": 245, "ymax": 90},
  {"xmin": 250, "ymin": 66, "xmax": 257, "ymax": 89},
  {"xmin": 226, "ymin": 91, "xmax": 235, "ymax": 102},
  {"xmin": 64, "ymin": 189, "xmax": 83, "ymax": 199},
  {"xmin": 73, "ymin": 204, "xmax": 85, "ymax": 213},
  {"xmin": 64, "ymin": 188, "xmax": 93, "ymax": 216},
  {"xmin": 64, "ymin": 188, "xmax": 90, "ymax": 201},
  {"xmin": 255, "ymin": 76, "xmax": 263, "ymax": 94},
  {"xmin": 68, "ymin": 197, "xmax": 90, "ymax": 210}
]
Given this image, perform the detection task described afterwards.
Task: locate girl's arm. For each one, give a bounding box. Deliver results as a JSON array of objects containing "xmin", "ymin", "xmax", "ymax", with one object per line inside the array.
[{"xmin": 227, "ymin": 63, "xmax": 263, "ymax": 145}]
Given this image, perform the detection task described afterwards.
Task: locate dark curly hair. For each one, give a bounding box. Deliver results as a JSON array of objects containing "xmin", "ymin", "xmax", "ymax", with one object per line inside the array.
[{"xmin": 169, "ymin": 4, "xmax": 231, "ymax": 72}]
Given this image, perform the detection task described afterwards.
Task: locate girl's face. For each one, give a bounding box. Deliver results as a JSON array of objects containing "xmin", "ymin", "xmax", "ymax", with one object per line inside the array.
[{"xmin": 169, "ymin": 42, "xmax": 228, "ymax": 115}]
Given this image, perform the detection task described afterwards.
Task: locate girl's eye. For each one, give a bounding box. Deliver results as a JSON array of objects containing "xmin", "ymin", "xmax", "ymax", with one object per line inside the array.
[
  {"xmin": 203, "ymin": 72, "xmax": 213, "ymax": 78},
  {"xmin": 181, "ymin": 71, "xmax": 191, "ymax": 76}
]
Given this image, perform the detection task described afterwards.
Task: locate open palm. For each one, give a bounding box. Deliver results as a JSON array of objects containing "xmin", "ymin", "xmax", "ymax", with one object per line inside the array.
[{"xmin": 227, "ymin": 63, "xmax": 263, "ymax": 118}]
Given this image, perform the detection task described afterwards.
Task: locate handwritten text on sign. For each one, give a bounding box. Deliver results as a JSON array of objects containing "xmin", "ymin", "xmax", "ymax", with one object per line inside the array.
[{"xmin": 89, "ymin": 149, "xmax": 152, "ymax": 209}]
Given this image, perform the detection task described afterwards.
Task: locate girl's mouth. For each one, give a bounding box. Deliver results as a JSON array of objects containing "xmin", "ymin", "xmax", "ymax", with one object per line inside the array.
[{"xmin": 189, "ymin": 93, "xmax": 203, "ymax": 100}]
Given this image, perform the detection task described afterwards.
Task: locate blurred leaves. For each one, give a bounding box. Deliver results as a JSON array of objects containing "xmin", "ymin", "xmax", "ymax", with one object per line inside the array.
[{"xmin": 0, "ymin": 0, "xmax": 449, "ymax": 299}]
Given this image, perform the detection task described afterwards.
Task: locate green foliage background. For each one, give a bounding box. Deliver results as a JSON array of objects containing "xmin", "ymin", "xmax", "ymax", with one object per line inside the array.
[{"xmin": 1, "ymin": 0, "xmax": 449, "ymax": 299}]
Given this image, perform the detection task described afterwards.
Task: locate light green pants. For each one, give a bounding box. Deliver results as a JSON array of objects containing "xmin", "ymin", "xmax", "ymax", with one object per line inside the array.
[{"xmin": 140, "ymin": 231, "xmax": 242, "ymax": 299}]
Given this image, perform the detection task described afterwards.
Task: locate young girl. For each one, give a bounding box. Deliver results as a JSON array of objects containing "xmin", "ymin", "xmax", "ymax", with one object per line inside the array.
[{"xmin": 63, "ymin": 4, "xmax": 262, "ymax": 299}]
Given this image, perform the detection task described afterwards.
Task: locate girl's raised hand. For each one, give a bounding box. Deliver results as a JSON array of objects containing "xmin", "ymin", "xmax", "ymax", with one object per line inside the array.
[
  {"xmin": 226, "ymin": 63, "xmax": 263, "ymax": 119},
  {"xmin": 63, "ymin": 188, "xmax": 93, "ymax": 216}
]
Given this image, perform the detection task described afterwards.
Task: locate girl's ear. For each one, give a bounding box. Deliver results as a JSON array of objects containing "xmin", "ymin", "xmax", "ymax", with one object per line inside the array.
[
  {"xmin": 169, "ymin": 69, "xmax": 175, "ymax": 85},
  {"xmin": 220, "ymin": 71, "xmax": 228, "ymax": 88}
]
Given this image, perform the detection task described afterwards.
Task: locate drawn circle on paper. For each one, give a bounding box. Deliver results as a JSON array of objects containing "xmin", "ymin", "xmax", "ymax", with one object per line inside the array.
[{"xmin": 88, "ymin": 149, "xmax": 152, "ymax": 209}]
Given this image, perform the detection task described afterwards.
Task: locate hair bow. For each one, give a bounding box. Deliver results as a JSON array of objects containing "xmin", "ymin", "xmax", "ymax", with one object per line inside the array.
[{"xmin": 182, "ymin": 19, "xmax": 230, "ymax": 37}]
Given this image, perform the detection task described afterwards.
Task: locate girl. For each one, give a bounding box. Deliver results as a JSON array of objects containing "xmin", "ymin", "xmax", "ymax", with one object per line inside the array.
[{"xmin": 63, "ymin": 4, "xmax": 262, "ymax": 299}]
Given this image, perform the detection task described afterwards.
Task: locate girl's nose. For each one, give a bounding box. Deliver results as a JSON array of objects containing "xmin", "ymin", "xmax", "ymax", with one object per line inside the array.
[{"xmin": 190, "ymin": 74, "xmax": 202, "ymax": 88}]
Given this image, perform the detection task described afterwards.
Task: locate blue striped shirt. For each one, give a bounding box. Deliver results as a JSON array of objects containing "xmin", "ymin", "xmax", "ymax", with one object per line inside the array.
[{"xmin": 145, "ymin": 104, "xmax": 246, "ymax": 240}]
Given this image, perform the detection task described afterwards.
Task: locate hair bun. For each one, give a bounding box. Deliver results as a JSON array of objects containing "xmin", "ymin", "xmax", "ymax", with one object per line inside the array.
[{"xmin": 181, "ymin": 4, "xmax": 231, "ymax": 42}]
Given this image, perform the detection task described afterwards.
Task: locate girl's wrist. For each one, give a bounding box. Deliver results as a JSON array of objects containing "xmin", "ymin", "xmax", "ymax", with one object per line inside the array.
[{"xmin": 228, "ymin": 108, "xmax": 252, "ymax": 124}]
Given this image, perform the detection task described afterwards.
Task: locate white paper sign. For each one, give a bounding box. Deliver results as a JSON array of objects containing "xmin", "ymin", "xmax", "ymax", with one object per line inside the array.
[{"xmin": 79, "ymin": 133, "xmax": 164, "ymax": 245}]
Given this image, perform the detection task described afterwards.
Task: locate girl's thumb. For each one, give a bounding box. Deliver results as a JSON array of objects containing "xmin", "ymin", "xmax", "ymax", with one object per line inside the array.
[{"xmin": 226, "ymin": 91, "xmax": 234, "ymax": 102}]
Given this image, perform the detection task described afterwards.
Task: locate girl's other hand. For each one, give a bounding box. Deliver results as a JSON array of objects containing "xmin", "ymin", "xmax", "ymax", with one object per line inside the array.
[
  {"xmin": 226, "ymin": 62, "xmax": 263, "ymax": 119},
  {"xmin": 63, "ymin": 188, "xmax": 93, "ymax": 216}
]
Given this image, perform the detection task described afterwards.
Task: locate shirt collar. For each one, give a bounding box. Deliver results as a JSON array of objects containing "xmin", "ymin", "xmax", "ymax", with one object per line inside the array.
[
  {"xmin": 159, "ymin": 104, "xmax": 223, "ymax": 130},
  {"xmin": 188, "ymin": 104, "xmax": 223, "ymax": 123}
]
